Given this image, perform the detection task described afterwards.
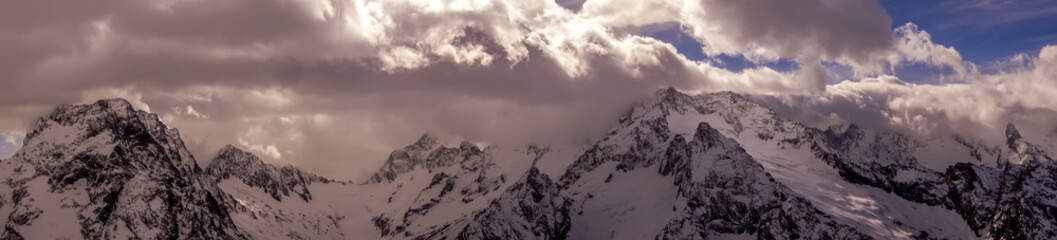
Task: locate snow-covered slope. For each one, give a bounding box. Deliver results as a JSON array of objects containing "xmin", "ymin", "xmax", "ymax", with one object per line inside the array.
[
  {"xmin": 0, "ymin": 99, "xmax": 244, "ymax": 239},
  {"xmin": 3, "ymin": 92, "xmax": 1057, "ymax": 239},
  {"xmin": 206, "ymin": 145, "xmax": 349, "ymax": 239},
  {"xmin": 207, "ymin": 145, "xmax": 332, "ymax": 202},
  {"xmin": 564, "ymin": 87, "xmax": 1054, "ymax": 239},
  {"xmin": 364, "ymin": 135, "xmax": 568, "ymax": 239},
  {"xmin": 458, "ymin": 88, "xmax": 1056, "ymax": 239},
  {"xmin": 457, "ymin": 167, "xmax": 571, "ymax": 240},
  {"xmin": 456, "ymin": 89, "xmax": 871, "ymax": 239},
  {"xmin": 943, "ymin": 124, "xmax": 1057, "ymax": 239},
  {"xmin": 598, "ymin": 88, "xmax": 973, "ymax": 239}
]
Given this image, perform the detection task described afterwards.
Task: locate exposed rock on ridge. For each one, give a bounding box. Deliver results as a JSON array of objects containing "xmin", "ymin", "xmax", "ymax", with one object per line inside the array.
[
  {"xmin": 0, "ymin": 99, "xmax": 245, "ymax": 239},
  {"xmin": 206, "ymin": 145, "xmax": 330, "ymax": 202}
]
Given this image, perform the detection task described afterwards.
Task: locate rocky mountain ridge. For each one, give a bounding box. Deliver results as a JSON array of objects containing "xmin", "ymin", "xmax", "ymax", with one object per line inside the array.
[
  {"xmin": 1, "ymin": 90, "xmax": 1055, "ymax": 239},
  {"xmin": 0, "ymin": 99, "xmax": 244, "ymax": 239},
  {"xmin": 206, "ymin": 144, "xmax": 332, "ymax": 202}
]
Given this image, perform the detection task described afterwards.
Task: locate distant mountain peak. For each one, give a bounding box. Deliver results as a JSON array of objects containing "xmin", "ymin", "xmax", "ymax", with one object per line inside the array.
[
  {"xmin": 2, "ymin": 98, "xmax": 245, "ymax": 239},
  {"xmin": 207, "ymin": 145, "xmax": 328, "ymax": 202},
  {"xmin": 656, "ymin": 86, "xmax": 683, "ymax": 98},
  {"xmin": 219, "ymin": 143, "xmax": 241, "ymax": 153},
  {"xmin": 459, "ymin": 141, "xmax": 481, "ymax": 152},
  {"xmin": 67, "ymin": 98, "xmax": 136, "ymax": 114},
  {"xmin": 652, "ymin": 86, "xmax": 691, "ymax": 106},
  {"xmin": 1006, "ymin": 122, "xmax": 1022, "ymax": 149},
  {"xmin": 692, "ymin": 122, "xmax": 727, "ymax": 149},
  {"xmin": 367, "ymin": 134, "xmax": 491, "ymax": 183},
  {"xmin": 26, "ymin": 98, "xmax": 138, "ymax": 141},
  {"xmin": 212, "ymin": 144, "xmax": 258, "ymax": 166},
  {"xmin": 412, "ymin": 133, "xmax": 440, "ymax": 149}
]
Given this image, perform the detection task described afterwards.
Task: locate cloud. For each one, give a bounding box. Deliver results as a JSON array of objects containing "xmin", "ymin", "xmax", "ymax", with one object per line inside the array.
[
  {"xmin": 589, "ymin": 0, "xmax": 987, "ymax": 83},
  {"xmin": 0, "ymin": 0, "xmax": 1054, "ymax": 179},
  {"xmin": 890, "ymin": 23, "xmax": 975, "ymax": 78},
  {"xmin": 0, "ymin": 131, "xmax": 25, "ymax": 159},
  {"xmin": 752, "ymin": 45, "xmax": 1057, "ymax": 145}
]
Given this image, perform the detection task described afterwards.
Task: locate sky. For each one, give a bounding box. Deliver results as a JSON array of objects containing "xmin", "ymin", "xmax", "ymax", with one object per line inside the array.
[{"xmin": 1, "ymin": 0, "xmax": 1056, "ymax": 180}]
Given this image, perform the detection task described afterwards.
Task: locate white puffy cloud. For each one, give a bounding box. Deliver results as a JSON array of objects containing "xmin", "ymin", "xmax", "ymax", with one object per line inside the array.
[
  {"xmin": 0, "ymin": 131, "xmax": 25, "ymax": 159},
  {"xmin": 753, "ymin": 45, "xmax": 1057, "ymax": 145},
  {"xmin": 890, "ymin": 23, "xmax": 974, "ymax": 78},
  {"xmin": 580, "ymin": 0, "xmax": 981, "ymax": 87}
]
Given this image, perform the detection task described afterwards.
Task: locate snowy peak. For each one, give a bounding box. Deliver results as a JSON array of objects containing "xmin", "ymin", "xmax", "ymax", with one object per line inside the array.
[
  {"xmin": 541, "ymin": 103, "xmax": 869, "ymax": 239},
  {"xmin": 997, "ymin": 123, "xmax": 1055, "ymax": 166},
  {"xmin": 944, "ymin": 157, "xmax": 1057, "ymax": 238},
  {"xmin": 367, "ymin": 137, "xmax": 545, "ymax": 239},
  {"xmin": 653, "ymin": 87, "xmax": 693, "ymax": 109},
  {"xmin": 458, "ymin": 167, "xmax": 571, "ymax": 240},
  {"xmin": 649, "ymin": 87, "xmax": 746, "ymax": 110},
  {"xmin": 690, "ymin": 122, "xmax": 733, "ymax": 150},
  {"xmin": 0, "ymin": 98, "xmax": 245, "ymax": 239},
  {"xmin": 28, "ymin": 98, "xmax": 139, "ymax": 142},
  {"xmin": 206, "ymin": 145, "xmax": 329, "ymax": 202},
  {"xmin": 558, "ymin": 89, "xmax": 779, "ymax": 186},
  {"xmin": 657, "ymin": 122, "xmax": 868, "ymax": 239},
  {"xmin": 410, "ymin": 133, "xmax": 441, "ymax": 153},
  {"xmin": 368, "ymin": 134, "xmax": 484, "ymax": 183},
  {"xmin": 20, "ymin": 98, "xmax": 198, "ymax": 173},
  {"xmin": 32, "ymin": 98, "xmax": 136, "ymax": 127},
  {"xmin": 578, "ymin": 89, "xmax": 977, "ymax": 238},
  {"xmin": 1006, "ymin": 122, "xmax": 1022, "ymax": 150}
]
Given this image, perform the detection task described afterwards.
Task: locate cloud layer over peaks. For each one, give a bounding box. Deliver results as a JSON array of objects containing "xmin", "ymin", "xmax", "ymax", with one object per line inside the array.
[{"xmin": 0, "ymin": 0, "xmax": 1053, "ymax": 179}]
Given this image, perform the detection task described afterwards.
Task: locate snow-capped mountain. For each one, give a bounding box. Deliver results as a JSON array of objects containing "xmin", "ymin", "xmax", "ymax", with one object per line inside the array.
[
  {"xmin": 457, "ymin": 167, "xmax": 571, "ymax": 240},
  {"xmin": 1, "ymin": 89, "xmax": 1055, "ymax": 239},
  {"xmin": 206, "ymin": 145, "xmax": 350, "ymax": 240},
  {"xmin": 942, "ymin": 124, "xmax": 1057, "ymax": 239},
  {"xmin": 207, "ymin": 145, "xmax": 332, "ymax": 202},
  {"xmin": 459, "ymin": 88, "xmax": 1057, "ymax": 239},
  {"xmin": 363, "ymin": 134, "xmax": 567, "ymax": 239},
  {"xmin": 0, "ymin": 99, "xmax": 244, "ymax": 239},
  {"xmin": 463, "ymin": 89, "xmax": 871, "ymax": 239}
]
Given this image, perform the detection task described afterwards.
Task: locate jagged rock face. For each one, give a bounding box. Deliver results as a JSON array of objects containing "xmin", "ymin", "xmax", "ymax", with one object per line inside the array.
[
  {"xmin": 557, "ymin": 88, "xmax": 694, "ymax": 186},
  {"xmin": 949, "ymin": 134, "xmax": 1003, "ymax": 164},
  {"xmin": 369, "ymin": 134, "xmax": 444, "ymax": 183},
  {"xmin": 367, "ymin": 135, "xmax": 544, "ymax": 239},
  {"xmin": 655, "ymin": 123, "xmax": 869, "ymax": 240},
  {"xmin": 943, "ymin": 129, "xmax": 1057, "ymax": 238},
  {"xmin": 0, "ymin": 99, "xmax": 244, "ymax": 239},
  {"xmin": 207, "ymin": 145, "xmax": 329, "ymax": 202},
  {"xmin": 6, "ymin": 91, "xmax": 1057, "ymax": 240},
  {"xmin": 945, "ymin": 162, "xmax": 1057, "ymax": 239},
  {"xmin": 457, "ymin": 168, "xmax": 571, "ymax": 240},
  {"xmin": 630, "ymin": 88, "xmax": 1057, "ymax": 239},
  {"xmin": 808, "ymin": 124, "xmax": 950, "ymax": 206},
  {"xmin": 1006, "ymin": 123, "xmax": 1022, "ymax": 151},
  {"xmin": 206, "ymin": 145, "xmax": 350, "ymax": 240},
  {"xmin": 467, "ymin": 89, "xmax": 870, "ymax": 239},
  {"xmin": 535, "ymin": 88, "xmax": 976, "ymax": 239},
  {"xmin": 1001, "ymin": 123, "xmax": 1055, "ymax": 166}
]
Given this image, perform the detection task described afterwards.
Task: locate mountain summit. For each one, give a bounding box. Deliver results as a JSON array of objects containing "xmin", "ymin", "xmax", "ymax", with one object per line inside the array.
[
  {"xmin": 0, "ymin": 99, "xmax": 244, "ymax": 239},
  {"xmin": 206, "ymin": 145, "xmax": 330, "ymax": 202}
]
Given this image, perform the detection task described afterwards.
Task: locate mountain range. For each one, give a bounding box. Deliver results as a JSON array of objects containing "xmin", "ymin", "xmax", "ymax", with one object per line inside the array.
[{"xmin": 0, "ymin": 88, "xmax": 1054, "ymax": 239}]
